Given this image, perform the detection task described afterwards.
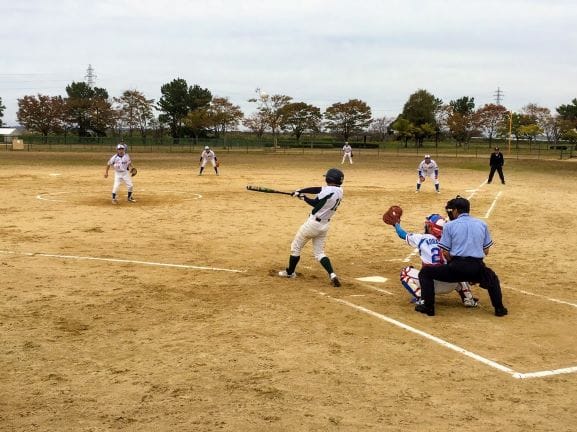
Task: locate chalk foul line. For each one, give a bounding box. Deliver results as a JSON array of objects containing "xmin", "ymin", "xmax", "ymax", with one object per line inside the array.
[
  {"xmin": 0, "ymin": 250, "xmax": 246, "ymax": 273},
  {"xmin": 319, "ymin": 293, "xmax": 577, "ymax": 380}
]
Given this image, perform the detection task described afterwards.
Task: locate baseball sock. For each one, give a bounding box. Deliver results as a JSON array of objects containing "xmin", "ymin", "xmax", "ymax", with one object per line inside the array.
[
  {"xmin": 199, "ymin": 167, "xmax": 204, "ymax": 175},
  {"xmin": 128, "ymin": 191, "xmax": 133, "ymax": 199},
  {"xmin": 435, "ymin": 184, "xmax": 439, "ymax": 192},
  {"xmin": 319, "ymin": 257, "xmax": 334, "ymax": 275},
  {"xmin": 287, "ymin": 255, "xmax": 300, "ymax": 275},
  {"xmin": 112, "ymin": 193, "xmax": 116, "ymax": 199},
  {"xmin": 416, "ymin": 183, "xmax": 421, "ymax": 191}
]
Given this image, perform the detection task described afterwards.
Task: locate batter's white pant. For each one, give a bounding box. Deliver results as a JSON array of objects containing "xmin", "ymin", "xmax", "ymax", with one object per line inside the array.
[
  {"xmin": 113, "ymin": 171, "xmax": 133, "ymax": 194},
  {"xmin": 417, "ymin": 172, "xmax": 439, "ymax": 187},
  {"xmin": 201, "ymin": 159, "xmax": 216, "ymax": 168},
  {"xmin": 290, "ymin": 216, "xmax": 331, "ymax": 261},
  {"xmin": 341, "ymin": 153, "xmax": 353, "ymax": 164}
]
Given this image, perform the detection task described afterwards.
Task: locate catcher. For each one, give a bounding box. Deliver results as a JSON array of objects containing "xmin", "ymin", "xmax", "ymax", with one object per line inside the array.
[
  {"xmin": 104, "ymin": 143, "xmax": 136, "ymax": 204},
  {"xmin": 382, "ymin": 206, "xmax": 478, "ymax": 307}
]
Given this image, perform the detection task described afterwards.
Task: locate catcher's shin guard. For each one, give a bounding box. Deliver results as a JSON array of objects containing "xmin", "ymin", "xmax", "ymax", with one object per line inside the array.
[{"xmin": 400, "ymin": 266, "xmax": 421, "ymax": 302}]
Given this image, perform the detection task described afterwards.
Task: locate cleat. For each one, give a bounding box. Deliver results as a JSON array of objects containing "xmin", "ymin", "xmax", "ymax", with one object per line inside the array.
[
  {"xmin": 112, "ymin": 198, "xmax": 118, "ymax": 204},
  {"xmin": 278, "ymin": 270, "xmax": 296, "ymax": 279},
  {"xmin": 463, "ymin": 297, "xmax": 479, "ymax": 308},
  {"xmin": 331, "ymin": 276, "xmax": 341, "ymax": 288},
  {"xmin": 415, "ymin": 304, "xmax": 435, "ymax": 316},
  {"xmin": 128, "ymin": 197, "xmax": 136, "ymax": 202},
  {"xmin": 495, "ymin": 307, "xmax": 508, "ymax": 317}
]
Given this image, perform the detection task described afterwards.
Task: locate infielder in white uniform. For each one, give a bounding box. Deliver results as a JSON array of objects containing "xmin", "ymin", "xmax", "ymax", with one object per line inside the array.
[
  {"xmin": 104, "ymin": 143, "xmax": 135, "ymax": 204},
  {"xmin": 416, "ymin": 154, "xmax": 440, "ymax": 193},
  {"xmin": 391, "ymin": 214, "xmax": 478, "ymax": 307},
  {"xmin": 279, "ymin": 168, "xmax": 344, "ymax": 287},
  {"xmin": 341, "ymin": 142, "xmax": 353, "ymax": 164},
  {"xmin": 199, "ymin": 146, "xmax": 219, "ymax": 176}
]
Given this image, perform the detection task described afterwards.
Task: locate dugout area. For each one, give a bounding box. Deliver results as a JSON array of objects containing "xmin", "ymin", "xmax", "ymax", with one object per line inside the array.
[{"xmin": 1, "ymin": 151, "xmax": 577, "ymax": 431}]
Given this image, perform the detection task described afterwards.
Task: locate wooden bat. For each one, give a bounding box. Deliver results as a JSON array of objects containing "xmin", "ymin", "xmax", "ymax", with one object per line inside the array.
[{"xmin": 246, "ymin": 185, "xmax": 293, "ymax": 196}]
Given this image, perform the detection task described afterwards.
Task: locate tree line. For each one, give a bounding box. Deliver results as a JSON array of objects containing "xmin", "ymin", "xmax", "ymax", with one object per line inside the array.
[{"xmin": 2, "ymin": 82, "xmax": 577, "ymax": 146}]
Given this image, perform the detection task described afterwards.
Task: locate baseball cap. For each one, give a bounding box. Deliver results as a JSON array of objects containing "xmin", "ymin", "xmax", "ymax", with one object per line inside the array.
[
  {"xmin": 117, "ymin": 144, "xmax": 125, "ymax": 150},
  {"xmin": 424, "ymin": 154, "xmax": 431, "ymax": 158},
  {"xmin": 494, "ymin": 147, "xmax": 500, "ymax": 150},
  {"xmin": 204, "ymin": 145, "xmax": 210, "ymax": 150}
]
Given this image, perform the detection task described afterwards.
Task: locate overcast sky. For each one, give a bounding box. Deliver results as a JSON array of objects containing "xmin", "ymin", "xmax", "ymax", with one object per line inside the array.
[{"xmin": 1, "ymin": 0, "xmax": 576, "ymax": 126}]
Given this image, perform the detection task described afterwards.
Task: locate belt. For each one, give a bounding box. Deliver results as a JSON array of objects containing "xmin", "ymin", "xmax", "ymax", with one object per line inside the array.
[
  {"xmin": 452, "ymin": 256, "xmax": 483, "ymax": 262},
  {"xmin": 315, "ymin": 217, "xmax": 330, "ymax": 223}
]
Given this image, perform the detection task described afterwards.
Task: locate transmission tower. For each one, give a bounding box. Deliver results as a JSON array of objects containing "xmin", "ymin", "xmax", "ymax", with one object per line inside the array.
[
  {"xmin": 85, "ymin": 64, "xmax": 96, "ymax": 88},
  {"xmin": 493, "ymin": 87, "xmax": 504, "ymax": 105}
]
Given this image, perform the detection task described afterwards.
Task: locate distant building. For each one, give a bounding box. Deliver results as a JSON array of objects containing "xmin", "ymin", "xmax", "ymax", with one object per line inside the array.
[{"xmin": 0, "ymin": 127, "xmax": 18, "ymax": 143}]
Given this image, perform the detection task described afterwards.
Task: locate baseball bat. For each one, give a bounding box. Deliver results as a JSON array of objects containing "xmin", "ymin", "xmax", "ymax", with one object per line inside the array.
[{"xmin": 246, "ymin": 185, "xmax": 293, "ymax": 196}]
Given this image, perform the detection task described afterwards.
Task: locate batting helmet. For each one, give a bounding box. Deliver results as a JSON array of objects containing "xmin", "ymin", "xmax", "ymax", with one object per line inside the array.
[
  {"xmin": 424, "ymin": 214, "xmax": 446, "ymax": 239},
  {"xmin": 324, "ymin": 168, "xmax": 344, "ymax": 185}
]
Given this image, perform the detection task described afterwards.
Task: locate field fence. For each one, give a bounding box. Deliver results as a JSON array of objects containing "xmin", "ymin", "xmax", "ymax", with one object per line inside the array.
[{"xmin": 1, "ymin": 135, "xmax": 575, "ymax": 161}]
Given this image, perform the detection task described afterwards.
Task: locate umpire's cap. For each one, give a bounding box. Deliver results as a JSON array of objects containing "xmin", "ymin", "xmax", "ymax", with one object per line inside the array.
[
  {"xmin": 324, "ymin": 168, "xmax": 344, "ymax": 186},
  {"xmin": 445, "ymin": 195, "xmax": 470, "ymax": 214}
]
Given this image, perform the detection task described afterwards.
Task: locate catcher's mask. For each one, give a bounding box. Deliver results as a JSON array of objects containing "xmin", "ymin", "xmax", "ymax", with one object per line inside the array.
[
  {"xmin": 445, "ymin": 195, "xmax": 470, "ymax": 220},
  {"xmin": 324, "ymin": 168, "xmax": 344, "ymax": 186},
  {"xmin": 424, "ymin": 214, "xmax": 446, "ymax": 239}
]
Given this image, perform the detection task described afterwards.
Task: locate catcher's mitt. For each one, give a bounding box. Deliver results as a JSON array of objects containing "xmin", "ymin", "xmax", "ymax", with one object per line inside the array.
[
  {"xmin": 130, "ymin": 167, "xmax": 138, "ymax": 177},
  {"xmin": 382, "ymin": 205, "xmax": 403, "ymax": 225}
]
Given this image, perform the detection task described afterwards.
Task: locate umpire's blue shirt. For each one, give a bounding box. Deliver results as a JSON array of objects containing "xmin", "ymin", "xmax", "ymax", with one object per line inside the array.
[{"xmin": 439, "ymin": 213, "xmax": 493, "ymax": 258}]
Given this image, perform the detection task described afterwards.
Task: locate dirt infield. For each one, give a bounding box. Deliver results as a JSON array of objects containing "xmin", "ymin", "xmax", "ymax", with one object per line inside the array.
[{"xmin": 1, "ymin": 150, "xmax": 577, "ymax": 431}]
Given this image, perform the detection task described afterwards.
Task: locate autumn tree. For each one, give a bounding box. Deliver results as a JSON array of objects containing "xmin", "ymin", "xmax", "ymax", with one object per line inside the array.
[
  {"xmin": 475, "ymin": 104, "xmax": 508, "ymax": 145},
  {"xmin": 242, "ymin": 112, "xmax": 267, "ymax": 139},
  {"xmin": 183, "ymin": 109, "xmax": 212, "ymax": 141},
  {"xmin": 446, "ymin": 96, "xmax": 477, "ymax": 145},
  {"xmin": 206, "ymin": 97, "xmax": 243, "ymax": 137},
  {"xmin": 0, "ymin": 97, "xmax": 5, "ymax": 126},
  {"xmin": 114, "ymin": 89, "xmax": 155, "ymax": 139},
  {"xmin": 368, "ymin": 116, "xmax": 395, "ymax": 141},
  {"xmin": 249, "ymin": 91, "xmax": 292, "ymax": 147},
  {"xmin": 157, "ymin": 78, "xmax": 212, "ymax": 138},
  {"xmin": 324, "ymin": 99, "xmax": 372, "ymax": 141},
  {"xmin": 17, "ymin": 94, "xmax": 65, "ymax": 139},
  {"xmin": 280, "ymin": 102, "xmax": 321, "ymax": 142}
]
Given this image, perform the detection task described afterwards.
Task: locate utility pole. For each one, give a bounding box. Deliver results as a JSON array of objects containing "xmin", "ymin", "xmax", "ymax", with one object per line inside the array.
[
  {"xmin": 85, "ymin": 64, "xmax": 96, "ymax": 88},
  {"xmin": 494, "ymin": 87, "xmax": 504, "ymax": 105}
]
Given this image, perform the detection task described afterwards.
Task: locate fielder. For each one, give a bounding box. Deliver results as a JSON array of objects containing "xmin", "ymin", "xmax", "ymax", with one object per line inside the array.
[
  {"xmin": 104, "ymin": 143, "xmax": 135, "ymax": 204},
  {"xmin": 341, "ymin": 142, "xmax": 353, "ymax": 164},
  {"xmin": 199, "ymin": 145, "xmax": 219, "ymax": 176},
  {"xmin": 392, "ymin": 214, "xmax": 478, "ymax": 307},
  {"xmin": 416, "ymin": 154, "xmax": 440, "ymax": 193},
  {"xmin": 279, "ymin": 168, "xmax": 344, "ymax": 287}
]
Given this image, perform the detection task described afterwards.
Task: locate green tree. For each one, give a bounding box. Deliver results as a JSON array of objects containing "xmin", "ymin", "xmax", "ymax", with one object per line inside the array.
[
  {"xmin": 401, "ymin": 89, "xmax": 442, "ymax": 145},
  {"xmin": 183, "ymin": 108, "xmax": 211, "ymax": 141},
  {"xmin": 157, "ymin": 78, "xmax": 212, "ymax": 138},
  {"xmin": 518, "ymin": 124, "xmax": 542, "ymax": 144},
  {"xmin": 65, "ymin": 82, "xmax": 114, "ymax": 136},
  {"xmin": 391, "ymin": 117, "xmax": 415, "ymax": 147},
  {"xmin": 324, "ymin": 99, "xmax": 372, "ymax": 141},
  {"xmin": 17, "ymin": 94, "xmax": 65, "ymax": 139},
  {"xmin": 280, "ymin": 102, "xmax": 321, "ymax": 142},
  {"xmin": 556, "ymin": 98, "xmax": 577, "ymax": 125},
  {"xmin": 0, "ymin": 97, "xmax": 5, "ymax": 126}
]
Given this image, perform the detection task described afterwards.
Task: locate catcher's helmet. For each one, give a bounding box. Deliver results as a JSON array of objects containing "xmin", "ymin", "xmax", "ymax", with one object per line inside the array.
[
  {"xmin": 424, "ymin": 214, "xmax": 446, "ymax": 239},
  {"xmin": 324, "ymin": 168, "xmax": 344, "ymax": 185}
]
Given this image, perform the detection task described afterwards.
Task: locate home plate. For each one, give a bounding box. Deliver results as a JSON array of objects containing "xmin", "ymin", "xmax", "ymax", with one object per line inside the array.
[{"xmin": 355, "ymin": 276, "xmax": 388, "ymax": 283}]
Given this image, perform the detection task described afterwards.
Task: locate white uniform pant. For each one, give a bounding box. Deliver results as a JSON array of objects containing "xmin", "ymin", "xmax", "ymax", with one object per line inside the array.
[
  {"xmin": 417, "ymin": 172, "xmax": 438, "ymax": 186},
  {"xmin": 400, "ymin": 266, "xmax": 472, "ymax": 299},
  {"xmin": 113, "ymin": 171, "xmax": 133, "ymax": 194},
  {"xmin": 341, "ymin": 153, "xmax": 353, "ymax": 164},
  {"xmin": 201, "ymin": 159, "xmax": 216, "ymax": 168},
  {"xmin": 290, "ymin": 217, "xmax": 330, "ymax": 261}
]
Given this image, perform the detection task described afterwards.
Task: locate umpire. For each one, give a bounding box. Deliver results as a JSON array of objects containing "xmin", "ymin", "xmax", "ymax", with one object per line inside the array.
[
  {"xmin": 416, "ymin": 196, "xmax": 508, "ymax": 317},
  {"xmin": 488, "ymin": 147, "xmax": 505, "ymax": 184}
]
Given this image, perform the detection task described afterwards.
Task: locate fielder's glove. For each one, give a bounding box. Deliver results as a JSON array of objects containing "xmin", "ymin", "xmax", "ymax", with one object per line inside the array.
[
  {"xmin": 419, "ymin": 175, "xmax": 425, "ymax": 182},
  {"xmin": 130, "ymin": 167, "xmax": 138, "ymax": 177},
  {"xmin": 382, "ymin": 205, "xmax": 403, "ymax": 225}
]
